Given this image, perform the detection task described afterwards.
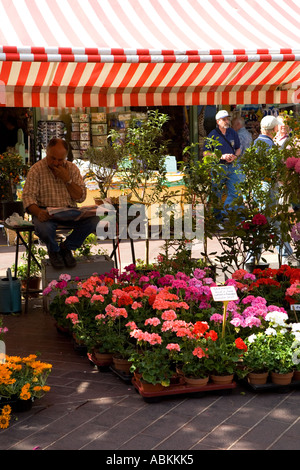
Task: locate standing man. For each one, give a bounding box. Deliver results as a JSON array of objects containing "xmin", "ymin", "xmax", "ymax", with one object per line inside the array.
[
  {"xmin": 253, "ymin": 115, "xmax": 293, "ymax": 262},
  {"xmin": 231, "ymin": 116, "xmax": 253, "ymax": 155},
  {"xmin": 204, "ymin": 110, "xmax": 241, "ymax": 223},
  {"xmin": 22, "ymin": 138, "xmax": 99, "ymax": 269},
  {"xmin": 254, "ymin": 115, "xmax": 280, "ymax": 149}
]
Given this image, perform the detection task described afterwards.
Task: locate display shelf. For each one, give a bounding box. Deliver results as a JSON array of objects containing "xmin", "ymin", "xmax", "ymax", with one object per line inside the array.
[
  {"xmin": 240, "ymin": 377, "xmax": 300, "ymax": 393},
  {"xmin": 37, "ymin": 120, "xmax": 65, "ymax": 147},
  {"xmin": 132, "ymin": 377, "xmax": 237, "ymax": 402},
  {"xmin": 110, "ymin": 366, "xmax": 133, "ymax": 384}
]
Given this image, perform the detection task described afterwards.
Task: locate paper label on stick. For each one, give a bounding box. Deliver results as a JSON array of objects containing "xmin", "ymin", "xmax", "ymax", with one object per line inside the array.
[
  {"xmin": 210, "ymin": 286, "xmax": 238, "ymax": 302},
  {"xmin": 291, "ymin": 304, "xmax": 300, "ymax": 311}
]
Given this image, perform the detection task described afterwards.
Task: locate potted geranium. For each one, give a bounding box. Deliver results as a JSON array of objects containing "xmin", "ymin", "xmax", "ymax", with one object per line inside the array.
[
  {"xmin": 262, "ymin": 311, "xmax": 296, "ymax": 385},
  {"xmin": 64, "ymin": 275, "xmax": 141, "ymax": 367},
  {"xmin": 204, "ymin": 334, "xmax": 248, "ymax": 384},
  {"xmin": 242, "ymin": 333, "xmax": 271, "ymax": 384},
  {"xmin": 179, "ymin": 321, "xmax": 218, "ymax": 386},
  {"xmin": 215, "ymin": 211, "xmax": 278, "ymax": 275},
  {"xmin": 43, "ymin": 273, "xmax": 78, "ymax": 332}
]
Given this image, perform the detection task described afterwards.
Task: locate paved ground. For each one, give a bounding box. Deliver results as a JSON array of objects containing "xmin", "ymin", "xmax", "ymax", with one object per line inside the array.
[{"xmin": 1, "ymin": 232, "xmax": 300, "ymax": 453}]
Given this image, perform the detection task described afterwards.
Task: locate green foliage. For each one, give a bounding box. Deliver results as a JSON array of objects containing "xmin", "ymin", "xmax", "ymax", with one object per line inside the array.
[
  {"xmin": 179, "ymin": 139, "xmax": 227, "ymax": 263},
  {"xmin": 129, "ymin": 348, "xmax": 174, "ymax": 387},
  {"xmin": 109, "ymin": 110, "xmax": 172, "ymax": 206},
  {"xmin": 0, "ymin": 152, "xmax": 28, "ymax": 201},
  {"xmin": 12, "ymin": 243, "xmax": 47, "ymax": 280},
  {"xmin": 242, "ymin": 333, "xmax": 271, "ymax": 374},
  {"xmin": 83, "ymin": 145, "xmax": 123, "ymax": 198}
]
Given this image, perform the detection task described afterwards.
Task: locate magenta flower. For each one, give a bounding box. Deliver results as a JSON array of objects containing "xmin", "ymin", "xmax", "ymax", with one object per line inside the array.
[
  {"xmin": 252, "ymin": 214, "xmax": 267, "ymax": 225},
  {"xmin": 285, "ymin": 156, "xmax": 298, "ymax": 169}
]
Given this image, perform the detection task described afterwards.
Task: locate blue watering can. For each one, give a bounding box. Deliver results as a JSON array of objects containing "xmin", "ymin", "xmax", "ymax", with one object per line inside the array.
[{"xmin": 0, "ymin": 268, "xmax": 22, "ymax": 314}]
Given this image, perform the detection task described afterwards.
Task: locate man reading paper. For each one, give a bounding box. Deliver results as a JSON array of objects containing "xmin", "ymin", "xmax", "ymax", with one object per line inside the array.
[{"xmin": 22, "ymin": 138, "xmax": 99, "ymax": 269}]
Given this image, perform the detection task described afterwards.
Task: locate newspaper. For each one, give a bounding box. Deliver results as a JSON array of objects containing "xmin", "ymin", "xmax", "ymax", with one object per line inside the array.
[{"xmin": 47, "ymin": 205, "xmax": 99, "ymax": 221}]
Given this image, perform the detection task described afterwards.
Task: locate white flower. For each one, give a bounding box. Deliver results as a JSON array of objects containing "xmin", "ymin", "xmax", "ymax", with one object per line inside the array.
[
  {"xmin": 265, "ymin": 311, "xmax": 288, "ymax": 327},
  {"xmin": 247, "ymin": 334, "xmax": 257, "ymax": 343},
  {"xmin": 293, "ymin": 332, "xmax": 300, "ymax": 341},
  {"xmin": 279, "ymin": 328, "xmax": 288, "ymax": 335},
  {"xmin": 265, "ymin": 327, "xmax": 277, "ymax": 336},
  {"xmin": 291, "ymin": 323, "xmax": 300, "ymax": 332},
  {"xmin": 292, "ymin": 351, "xmax": 300, "ymax": 365}
]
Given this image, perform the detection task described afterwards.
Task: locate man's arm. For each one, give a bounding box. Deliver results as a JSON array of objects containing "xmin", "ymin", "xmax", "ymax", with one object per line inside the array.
[
  {"xmin": 27, "ymin": 204, "xmax": 52, "ymax": 222},
  {"xmin": 52, "ymin": 164, "xmax": 84, "ymax": 200}
]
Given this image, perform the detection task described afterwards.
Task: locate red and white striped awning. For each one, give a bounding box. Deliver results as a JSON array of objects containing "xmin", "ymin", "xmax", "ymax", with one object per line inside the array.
[{"xmin": 0, "ymin": 0, "xmax": 300, "ymax": 107}]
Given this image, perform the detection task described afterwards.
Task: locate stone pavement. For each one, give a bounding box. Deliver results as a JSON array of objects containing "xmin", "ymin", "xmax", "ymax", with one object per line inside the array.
[{"xmin": 1, "ymin": 235, "xmax": 300, "ymax": 452}]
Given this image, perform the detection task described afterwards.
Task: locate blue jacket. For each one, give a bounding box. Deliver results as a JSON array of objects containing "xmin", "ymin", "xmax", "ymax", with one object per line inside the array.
[{"xmin": 205, "ymin": 127, "xmax": 240, "ymax": 160}]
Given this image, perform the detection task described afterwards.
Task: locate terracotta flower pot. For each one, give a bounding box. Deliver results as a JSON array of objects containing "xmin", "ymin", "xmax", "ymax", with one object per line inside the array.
[
  {"xmin": 184, "ymin": 376, "xmax": 209, "ymax": 387},
  {"xmin": 210, "ymin": 374, "xmax": 234, "ymax": 385},
  {"xmin": 112, "ymin": 356, "xmax": 132, "ymax": 374},
  {"xmin": 92, "ymin": 350, "xmax": 113, "ymax": 366},
  {"xmin": 140, "ymin": 380, "xmax": 165, "ymax": 393},
  {"xmin": 247, "ymin": 371, "xmax": 269, "ymax": 385},
  {"xmin": 270, "ymin": 371, "xmax": 294, "ymax": 385},
  {"xmin": 293, "ymin": 370, "xmax": 300, "ymax": 381}
]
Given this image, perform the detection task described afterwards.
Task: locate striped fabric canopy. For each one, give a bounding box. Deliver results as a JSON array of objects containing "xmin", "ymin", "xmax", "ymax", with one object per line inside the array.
[{"xmin": 0, "ymin": 0, "xmax": 300, "ymax": 107}]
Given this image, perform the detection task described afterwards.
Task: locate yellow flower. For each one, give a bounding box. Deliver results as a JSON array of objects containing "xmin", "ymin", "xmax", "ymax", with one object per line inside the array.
[
  {"xmin": 1, "ymin": 405, "xmax": 11, "ymax": 416},
  {"xmin": 20, "ymin": 383, "xmax": 31, "ymax": 400},
  {"xmin": 0, "ymin": 413, "xmax": 10, "ymax": 429},
  {"xmin": 20, "ymin": 391, "xmax": 31, "ymax": 401}
]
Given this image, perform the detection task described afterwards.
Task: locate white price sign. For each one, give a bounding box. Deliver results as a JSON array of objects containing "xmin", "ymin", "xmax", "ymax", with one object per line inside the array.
[
  {"xmin": 210, "ymin": 286, "xmax": 238, "ymax": 302},
  {"xmin": 291, "ymin": 304, "xmax": 300, "ymax": 311}
]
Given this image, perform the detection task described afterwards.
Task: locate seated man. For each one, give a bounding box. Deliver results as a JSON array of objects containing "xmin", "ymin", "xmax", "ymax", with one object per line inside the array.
[{"xmin": 22, "ymin": 138, "xmax": 99, "ymax": 269}]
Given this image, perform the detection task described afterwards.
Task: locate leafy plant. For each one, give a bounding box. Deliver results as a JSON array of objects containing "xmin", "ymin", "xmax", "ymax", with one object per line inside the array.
[
  {"xmin": 12, "ymin": 242, "xmax": 47, "ymax": 280},
  {"xmin": 215, "ymin": 212, "xmax": 279, "ymax": 273},
  {"xmin": 179, "ymin": 139, "xmax": 225, "ymax": 264},
  {"xmin": 109, "ymin": 110, "xmax": 178, "ymax": 264},
  {"xmin": 83, "ymin": 145, "xmax": 123, "ymax": 199},
  {"xmin": 0, "ymin": 152, "xmax": 27, "ymax": 201}
]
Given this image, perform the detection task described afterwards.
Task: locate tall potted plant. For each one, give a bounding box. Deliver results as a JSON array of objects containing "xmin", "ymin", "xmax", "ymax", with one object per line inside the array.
[
  {"xmin": 11, "ymin": 241, "xmax": 47, "ymax": 296},
  {"xmin": 83, "ymin": 144, "xmax": 124, "ymax": 201},
  {"xmin": 180, "ymin": 139, "xmax": 228, "ymax": 266},
  {"xmin": 0, "ymin": 151, "xmax": 27, "ymax": 220},
  {"xmin": 109, "ymin": 110, "xmax": 176, "ymax": 264}
]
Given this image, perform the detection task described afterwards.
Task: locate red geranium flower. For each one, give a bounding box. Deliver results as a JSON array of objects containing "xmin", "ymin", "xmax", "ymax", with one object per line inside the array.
[{"xmin": 235, "ymin": 338, "xmax": 248, "ymax": 351}]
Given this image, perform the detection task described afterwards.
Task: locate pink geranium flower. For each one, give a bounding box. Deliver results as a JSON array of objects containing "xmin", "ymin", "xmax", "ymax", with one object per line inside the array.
[{"xmin": 166, "ymin": 343, "xmax": 181, "ymax": 352}]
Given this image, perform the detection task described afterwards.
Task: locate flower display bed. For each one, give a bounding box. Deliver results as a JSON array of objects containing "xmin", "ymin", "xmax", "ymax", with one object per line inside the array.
[
  {"xmin": 42, "ymin": 263, "xmax": 300, "ymax": 403},
  {"xmin": 132, "ymin": 376, "xmax": 236, "ymax": 402}
]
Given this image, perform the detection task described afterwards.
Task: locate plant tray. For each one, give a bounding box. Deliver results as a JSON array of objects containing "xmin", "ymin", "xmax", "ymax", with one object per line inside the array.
[
  {"xmin": 241, "ymin": 378, "xmax": 300, "ymax": 393},
  {"xmin": 110, "ymin": 366, "xmax": 133, "ymax": 384},
  {"xmin": 132, "ymin": 377, "xmax": 236, "ymax": 402}
]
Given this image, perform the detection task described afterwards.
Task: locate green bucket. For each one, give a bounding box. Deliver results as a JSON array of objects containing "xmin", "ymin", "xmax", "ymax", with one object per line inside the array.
[{"xmin": 0, "ymin": 268, "xmax": 22, "ymax": 314}]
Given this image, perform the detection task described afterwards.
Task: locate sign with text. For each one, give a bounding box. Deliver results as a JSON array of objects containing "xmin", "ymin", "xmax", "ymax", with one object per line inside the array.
[
  {"xmin": 291, "ymin": 304, "xmax": 300, "ymax": 311},
  {"xmin": 210, "ymin": 286, "xmax": 238, "ymax": 302}
]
